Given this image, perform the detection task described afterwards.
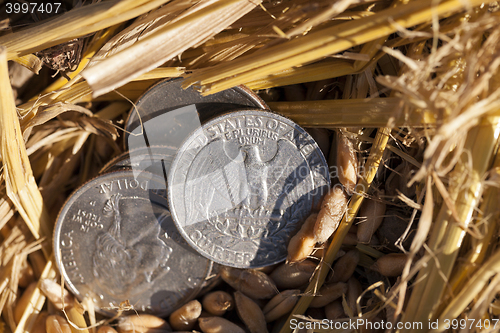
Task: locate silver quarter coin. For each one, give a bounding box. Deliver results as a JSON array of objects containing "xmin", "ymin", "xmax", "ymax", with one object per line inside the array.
[
  {"xmin": 168, "ymin": 110, "xmax": 330, "ymax": 268},
  {"xmin": 54, "ymin": 170, "xmax": 213, "ymax": 316},
  {"xmin": 125, "ymin": 78, "xmax": 268, "ymax": 151}
]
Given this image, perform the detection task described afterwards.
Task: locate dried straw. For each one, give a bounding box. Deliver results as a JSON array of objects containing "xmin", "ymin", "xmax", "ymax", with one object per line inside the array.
[
  {"xmin": 82, "ymin": 0, "xmax": 262, "ymax": 97},
  {"xmin": 0, "ymin": 47, "xmax": 51, "ymax": 256},
  {"xmin": 2, "ymin": 1, "xmax": 500, "ymax": 333}
]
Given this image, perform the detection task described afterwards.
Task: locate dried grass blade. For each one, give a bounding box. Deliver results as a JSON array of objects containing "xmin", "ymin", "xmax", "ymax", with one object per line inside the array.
[
  {"xmin": 352, "ymin": 37, "xmax": 386, "ymax": 72},
  {"xmin": 18, "ymin": 67, "xmax": 183, "ymax": 125},
  {"xmin": 431, "ymin": 247, "xmax": 500, "ymax": 333},
  {"xmin": 186, "ymin": 0, "xmax": 491, "ymax": 94},
  {"xmin": 30, "ymin": 103, "xmax": 93, "ymax": 127},
  {"xmin": 82, "ymin": 0, "xmax": 261, "ymax": 97},
  {"xmin": 89, "ymin": 0, "xmax": 199, "ymax": 62},
  {"xmin": 268, "ymin": 98, "xmax": 429, "ymax": 128},
  {"xmin": 0, "ymin": 222, "xmax": 31, "ymax": 319},
  {"xmin": 136, "ymin": 67, "xmax": 185, "ymax": 81},
  {"xmin": 25, "ymin": 129, "xmax": 80, "ymax": 157},
  {"xmin": 285, "ymin": 0, "xmax": 359, "ymax": 38},
  {"xmin": 0, "ymin": 0, "xmax": 172, "ymax": 60},
  {"xmin": 0, "ymin": 197, "xmax": 15, "ymax": 231},
  {"xmin": 94, "ymin": 102, "xmax": 130, "ymax": 120},
  {"xmin": 245, "ymin": 60, "xmax": 356, "ymax": 90},
  {"xmin": 94, "ymin": 80, "xmax": 161, "ymax": 102},
  {"xmin": 0, "ymin": 47, "xmax": 51, "ymax": 256},
  {"xmin": 402, "ymin": 116, "xmax": 500, "ymax": 331},
  {"xmin": 0, "ymin": 18, "xmax": 8, "ymax": 30},
  {"xmin": 278, "ymin": 127, "xmax": 391, "ymax": 333},
  {"xmin": 448, "ymin": 155, "xmax": 500, "ymax": 294},
  {"xmin": 12, "ymin": 55, "xmax": 43, "ymax": 74}
]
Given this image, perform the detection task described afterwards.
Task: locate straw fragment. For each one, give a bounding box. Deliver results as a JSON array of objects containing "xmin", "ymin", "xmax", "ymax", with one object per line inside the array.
[
  {"xmin": 0, "ymin": 46, "xmax": 51, "ymax": 256},
  {"xmin": 402, "ymin": 119, "xmax": 500, "ymax": 329},
  {"xmin": 185, "ymin": 0, "xmax": 491, "ymax": 94},
  {"xmin": 82, "ymin": 0, "xmax": 262, "ymax": 97},
  {"xmin": 449, "ymin": 157, "xmax": 500, "ymax": 294},
  {"xmin": 40, "ymin": 23, "xmax": 125, "ymax": 95},
  {"xmin": 0, "ymin": 0, "xmax": 172, "ymax": 60},
  {"xmin": 13, "ymin": 55, "xmax": 43, "ymax": 74},
  {"xmin": 431, "ymin": 247, "xmax": 500, "ymax": 333},
  {"xmin": 268, "ymin": 98, "xmax": 430, "ymax": 128},
  {"xmin": 246, "ymin": 60, "xmax": 357, "ymax": 90}
]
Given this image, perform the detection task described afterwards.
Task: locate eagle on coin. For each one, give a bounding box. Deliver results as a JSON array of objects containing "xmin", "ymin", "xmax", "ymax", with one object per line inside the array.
[{"xmin": 184, "ymin": 138, "xmax": 309, "ymax": 225}]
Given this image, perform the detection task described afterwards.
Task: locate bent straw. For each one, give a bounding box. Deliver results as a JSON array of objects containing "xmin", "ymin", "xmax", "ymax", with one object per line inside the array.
[
  {"xmin": 184, "ymin": 0, "xmax": 494, "ymax": 94},
  {"xmin": 0, "ymin": 0, "xmax": 171, "ymax": 60},
  {"xmin": 401, "ymin": 116, "xmax": 500, "ymax": 331},
  {"xmin": 0, "ymin": 47, "xmax": 51, "ymax": 257}
]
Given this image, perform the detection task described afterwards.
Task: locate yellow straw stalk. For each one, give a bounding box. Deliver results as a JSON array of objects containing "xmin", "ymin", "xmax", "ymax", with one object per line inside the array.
[{"xmin": 0, "ymin": 47, "xmax": 51, "ymax": 256}]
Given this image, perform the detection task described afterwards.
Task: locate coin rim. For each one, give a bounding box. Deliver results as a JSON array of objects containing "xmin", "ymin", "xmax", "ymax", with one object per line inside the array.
[{"xmin": 167, "ymin": 109, "xmax": 331, "ymax": 268}]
